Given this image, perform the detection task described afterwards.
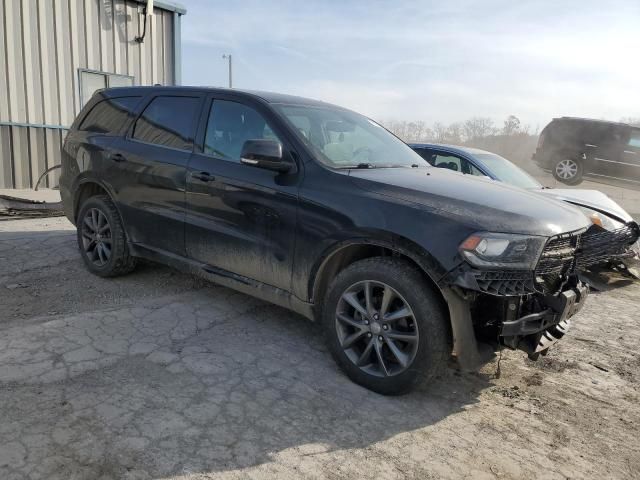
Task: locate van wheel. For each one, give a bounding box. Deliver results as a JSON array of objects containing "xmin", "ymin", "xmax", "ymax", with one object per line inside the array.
[
  {"xmin": 323, "ymin": 257, "xmax": 450, "ymax": 395},
  {"xmin": 76, "ymin": 195, "xmax": 137, "ymax": 277},
  {"xmin": 552, "ymin": 156, "xmax": 583, "ymax": 185}
]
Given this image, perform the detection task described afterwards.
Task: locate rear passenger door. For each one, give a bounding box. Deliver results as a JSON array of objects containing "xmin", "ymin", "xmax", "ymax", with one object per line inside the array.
[
  {"xmin": 109, "ymin": 93, "xmax": 204, "ymax": 255},
  {"xmin": 620, "ymin": 129, "xmax": 640, "ymax": 182}
]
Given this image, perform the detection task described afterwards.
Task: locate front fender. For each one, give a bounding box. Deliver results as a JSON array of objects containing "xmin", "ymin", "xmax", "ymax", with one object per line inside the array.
[{"xmin": 308, "ymin": 231, "xmax": 448, "ymax": 303}]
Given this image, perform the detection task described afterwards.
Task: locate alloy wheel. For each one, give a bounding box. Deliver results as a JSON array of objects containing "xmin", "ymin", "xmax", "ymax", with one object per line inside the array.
[
  {"xmin": 81, "ymin": 208, "xmax": 112, "ymax": 267},
  {"xmin": 335, "ymin": 280, "xmax": 419, "ymax": 377},
  {"xmin": 556, "ymin": 159, "xmax": 578, "ymax": 180}
]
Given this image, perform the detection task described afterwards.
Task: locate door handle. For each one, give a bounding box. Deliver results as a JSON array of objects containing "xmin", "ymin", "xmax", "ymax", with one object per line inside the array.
[
  {"xmin": 191, "ymin": 171, "xmax": 215, "ymax": 182},
  {"xmin": 110, "ymin": 153, "xmax": 126, "ymax": 162}
]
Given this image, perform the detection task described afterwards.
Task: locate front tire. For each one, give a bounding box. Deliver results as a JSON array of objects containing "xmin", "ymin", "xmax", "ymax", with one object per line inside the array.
[
  {"xmin": 76, "ymin": 194, "xmax": 137, "ymax": 277},
  {"xmin": 552, "ymin": 155, "xmax": 583, "ymax": 185},
  {"xmin": 323, "ymin": 257, "xmax": 450, "ymax": 395}
]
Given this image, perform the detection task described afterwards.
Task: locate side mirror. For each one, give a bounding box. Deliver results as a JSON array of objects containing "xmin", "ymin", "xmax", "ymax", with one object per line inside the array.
[{"xmin": 240, "ymin": 139, "xmax": 291, "ymax": 173}]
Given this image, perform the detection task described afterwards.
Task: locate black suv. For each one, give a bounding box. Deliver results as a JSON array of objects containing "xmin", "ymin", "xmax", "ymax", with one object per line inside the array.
[
  {"xmin": 61, "ymin": 87, "xmax": 630, "ymax": 395},
  {"xmin": 534, "ymin": 117, "xmax": 640, "ymax": 186}
]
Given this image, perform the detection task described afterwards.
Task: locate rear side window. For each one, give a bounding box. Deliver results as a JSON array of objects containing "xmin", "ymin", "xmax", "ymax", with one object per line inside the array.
[
  {"xmin": 79, "ymin": 96, "xmax": 141, "ymax": 134},
  {"xmin": 133, "ymin": 96, "xmax": 200, "ymax": 151}
]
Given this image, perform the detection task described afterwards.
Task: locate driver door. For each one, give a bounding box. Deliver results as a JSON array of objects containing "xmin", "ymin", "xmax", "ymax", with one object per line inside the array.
[{"xmin": 184, "ymin": 95, "xmax": 301, "ymax": 291}]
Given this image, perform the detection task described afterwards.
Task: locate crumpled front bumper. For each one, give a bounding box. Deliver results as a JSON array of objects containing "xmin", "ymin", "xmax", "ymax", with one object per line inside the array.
[{"xmin": 500, "ymin": 282, "xmax": 589, "ymax": 355}]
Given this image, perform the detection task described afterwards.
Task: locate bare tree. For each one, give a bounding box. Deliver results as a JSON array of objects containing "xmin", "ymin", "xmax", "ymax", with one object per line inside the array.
[
  {"xmin": 446, "ymin": 122, "xmax": 463, "ymax": 144},
  {"xmin": 621, "ymin": 117, "xmax": 640, "ymax": 127},
  {"xmin": 502, "ymin": 115, "xmax": 521, "ymax": 135},
  {"xmin": 463, "ymin": 117, "xmax": 496, "ymax": 141}
]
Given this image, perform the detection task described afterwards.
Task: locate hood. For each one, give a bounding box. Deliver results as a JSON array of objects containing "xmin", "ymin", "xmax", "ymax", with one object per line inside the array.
[
  {"xmin": 535, "ymin": 188, "xmax": 633, "ymax": 222},
  {"xmin": 348, "ymin": 167, "xmax": 591, "ymax": 236}
]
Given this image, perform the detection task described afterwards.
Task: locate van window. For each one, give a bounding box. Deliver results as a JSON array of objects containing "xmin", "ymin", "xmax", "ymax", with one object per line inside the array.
[
  {"xmin": 79, "ymin": 97, "xmax": 141, "ymax": 134},
  {"xmin": 628, "ymin": 131, "xmax": 640, "ymax": 148},
  {"xmin": 133, "ymin": 96, "xmax": 200, "ymax": 151}
]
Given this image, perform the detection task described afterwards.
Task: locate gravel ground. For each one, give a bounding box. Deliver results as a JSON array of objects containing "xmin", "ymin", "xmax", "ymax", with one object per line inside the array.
[{"xmin": 1, "ymin": 217, "xmax": 639, "ymax": 480}]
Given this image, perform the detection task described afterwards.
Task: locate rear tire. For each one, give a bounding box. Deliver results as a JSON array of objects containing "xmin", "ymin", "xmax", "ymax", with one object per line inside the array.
[
  {"xmin": 76, "ymin": 195, "xmax": 137, "ymax": 277},
  {"xmin": 552, "ymin": 155, "xmax": 583, "ymax": 185},
  {"xmin": 322, "ymin": 257, "xmax": 450, "ymax": 395}
]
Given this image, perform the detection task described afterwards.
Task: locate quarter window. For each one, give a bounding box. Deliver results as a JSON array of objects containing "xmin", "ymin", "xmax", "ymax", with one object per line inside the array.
[
  {"xmin": 628, "ymin": 131, "xmax": 640, "ymax": 148},
  {"xmin": 133, "ymin": 96, "xmax": 200, "ymax": 151},
  {"xmin": 79, "ymin": 97, "xmax": 141, "ymax": 134},
  {"xmin": 204, "ymin": 100, "xmax": 282, "ymax": 162}
]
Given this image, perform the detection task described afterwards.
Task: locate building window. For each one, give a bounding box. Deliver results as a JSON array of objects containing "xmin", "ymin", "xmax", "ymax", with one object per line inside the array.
[{"xmin": 78, "ymin": 69, "xmax": 134, "ymax": 108}]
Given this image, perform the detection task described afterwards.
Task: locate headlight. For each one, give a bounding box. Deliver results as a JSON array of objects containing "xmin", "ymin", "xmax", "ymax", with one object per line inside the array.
[
  {"xmin": 578, "ymin": 206, "xmax": 624, "ymax": 231},
  {"xmin": 459, "ymin": 232, "xmax": 547, "ymax": 270}
]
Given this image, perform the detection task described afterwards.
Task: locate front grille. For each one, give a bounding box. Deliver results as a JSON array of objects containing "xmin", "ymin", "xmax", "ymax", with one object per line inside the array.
[
  {"xmin": 474, "ymin": 270, "xmax": 535, "ymax": 296},
  {"xmin": 535, "ymin": 223, "xmax": 639, "ymax": 292},
  {"xmin": 462, "ymin": 223, "xmax": 639, "ymax": 297}
]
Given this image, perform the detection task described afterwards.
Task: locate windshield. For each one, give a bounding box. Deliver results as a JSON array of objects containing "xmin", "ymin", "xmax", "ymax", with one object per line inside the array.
[
  {"xmin": 274, "ymin": 104, "xmax": 429, "ymax": 169},
  {"xmin": 473, "ymin": 153, "xmax": 542, "ymax": 189}
]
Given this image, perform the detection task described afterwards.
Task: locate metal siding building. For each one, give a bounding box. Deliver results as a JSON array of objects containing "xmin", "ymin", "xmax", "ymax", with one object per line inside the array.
[{"xmin": 0, "ymin": 0, "xmax": 185, "ymax": 189}]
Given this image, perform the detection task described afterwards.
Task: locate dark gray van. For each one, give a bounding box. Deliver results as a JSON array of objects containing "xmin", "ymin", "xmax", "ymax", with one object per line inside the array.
[{"xmin": 533, "ymin": 117, "xmax": 640, "ymax": 186}]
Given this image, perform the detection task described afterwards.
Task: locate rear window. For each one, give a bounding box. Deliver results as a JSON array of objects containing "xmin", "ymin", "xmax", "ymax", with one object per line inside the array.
[
  {"xmin": 79, "ymin": 96, "xmax": 141, "ymax": 134},
  {"xmin": 133, "ymin": 96, "xmax": 200, "ymax": 151}
]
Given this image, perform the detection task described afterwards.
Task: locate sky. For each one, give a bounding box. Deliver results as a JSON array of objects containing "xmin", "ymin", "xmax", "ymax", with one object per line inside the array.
[{"xmin": 180, "ymin": 0, "xmax": 640, "ymax": 129}]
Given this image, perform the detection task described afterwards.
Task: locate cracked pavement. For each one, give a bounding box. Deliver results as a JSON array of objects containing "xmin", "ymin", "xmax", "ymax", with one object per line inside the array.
[{"xmin": 1, "ymin": 217, "xmax": 639, "ymax": 479}]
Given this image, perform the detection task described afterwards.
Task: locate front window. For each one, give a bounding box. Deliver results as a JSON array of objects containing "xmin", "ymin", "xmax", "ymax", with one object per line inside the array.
[
  {"xmin": 274, "ymin": 104, "xmax": 428, "ymax": 169},
  {"xmin": 473, "ymin": 153, "xmax": 542, "ymax": 189},
  {"xmin": 204, "ymin": 100, "xmax": 282, "ymax": 162}
]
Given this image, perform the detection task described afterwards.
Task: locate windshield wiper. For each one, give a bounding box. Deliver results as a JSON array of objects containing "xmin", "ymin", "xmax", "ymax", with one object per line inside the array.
[{"xmin": 337, "ymin": 163, "xmax": 376, "ymax": 169}]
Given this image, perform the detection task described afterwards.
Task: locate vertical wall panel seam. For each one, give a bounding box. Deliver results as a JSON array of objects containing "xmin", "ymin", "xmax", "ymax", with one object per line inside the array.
[
  {"xmin": 52, "ymin": 0, "xmax": 63, "ymax": 126},
  {"xmin": 112, "ymin": 0, "xmax": 117, "ymax": 74},
  {"xmin": 25, "ymin": 127, "xmax": 32, "ymax": 187},
  {"xmin": 35, "ymin": 0, "xmax": 46, "ymax": 125},
  {"xmin": 149, "ymin": 9, "xmax": 153, "ymax": 83},
  {"xmin": 67, "ymin": 0, "xmax": 78, "ymax": 116},
  {"xmin": 137, "ymin": 6, "xmax": 142, "ymax": 84},
  {"xmin": 19, "ymin": 0, "xmax": 30, "ymax": 183},
  {"xmin": 2, "ymin": 1, "xmax": 11, "ymax": 118},
  {"xmin": 97, "ymin": 0, "xmax": 103, "ymax": 71},
  {"xmin": 111, "ymin": 0, "xmax": 117, "ymax": 74},
  {"xmin": 8, "ymin": 126, "xmax": 15, "ymax": 188},
  {"xmin": 42, "ymin": 126, "xmax": 49, "ymax": 188},
  {"xmin": 160, "ymin": 11, "xmax": 165, "ymax": 85},
  {"xmin": 81, "ymin": 0, "xmax": 87, "ymax": 67},
  {"xmin": 124, "ymin": 0, "xmax": 129, "ymax": 75}
]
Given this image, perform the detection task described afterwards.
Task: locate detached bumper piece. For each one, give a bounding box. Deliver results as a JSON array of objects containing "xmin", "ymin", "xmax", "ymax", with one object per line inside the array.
[{"xmin": 500, "ymin": 282, "xmax": 588, "ymax": 356}]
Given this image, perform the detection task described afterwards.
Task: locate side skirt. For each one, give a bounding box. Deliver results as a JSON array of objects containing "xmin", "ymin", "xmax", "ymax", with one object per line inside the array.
[{"xmin": 129, "ymin": 243, "xmax": 316, "ymax": 321}]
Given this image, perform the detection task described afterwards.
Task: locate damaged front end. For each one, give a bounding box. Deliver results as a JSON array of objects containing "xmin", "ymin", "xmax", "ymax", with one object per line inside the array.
[{"xmin": 444, "ymin": 222, "xmax": 639, "ymax": 363}]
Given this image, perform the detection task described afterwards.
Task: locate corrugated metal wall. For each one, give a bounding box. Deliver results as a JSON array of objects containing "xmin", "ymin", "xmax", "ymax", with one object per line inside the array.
[{"xmin": 0, "ymin": 0, "xmax": 178, "ymax": 188}]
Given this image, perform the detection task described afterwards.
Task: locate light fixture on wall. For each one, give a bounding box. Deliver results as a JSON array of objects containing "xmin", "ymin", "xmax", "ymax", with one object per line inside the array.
[{"xmin": 135, "ymin": 0, "xmax": 154, "ymax": 43}]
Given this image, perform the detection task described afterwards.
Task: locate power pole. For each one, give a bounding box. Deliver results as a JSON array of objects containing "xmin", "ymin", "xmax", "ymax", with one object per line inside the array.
[{"xmin": 222, "ymin": 54, "xmax": 232, "ymax": 88}]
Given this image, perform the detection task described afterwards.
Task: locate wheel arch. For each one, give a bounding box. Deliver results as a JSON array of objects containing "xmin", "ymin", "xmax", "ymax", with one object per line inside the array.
[
  {"xmin": 309, "ymin": 235, "xmax": 492, "ymax": 371},
  {"xmin": 73, "ymin": 179, "xmax": 117, "ymax": 223},
  {"xmin": 309, "ymin": 235, "xmax": 447, "ymax": 315}
]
